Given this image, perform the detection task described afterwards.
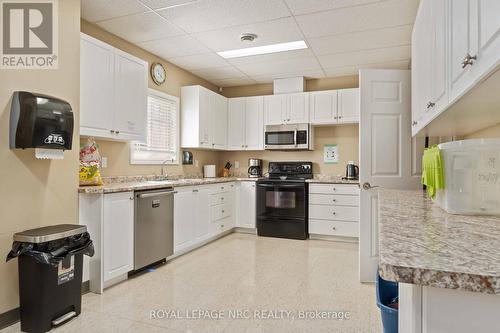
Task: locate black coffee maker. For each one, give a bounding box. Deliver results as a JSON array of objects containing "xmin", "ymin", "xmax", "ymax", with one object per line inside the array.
[{"xmin": 345, "ymin": 161, "xmax": 359, "ymax": 180}]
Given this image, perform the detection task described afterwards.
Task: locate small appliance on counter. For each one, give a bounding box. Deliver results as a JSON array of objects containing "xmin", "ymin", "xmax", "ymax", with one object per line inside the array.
[
  {"xmin": 345, "ymin": 161, "xmax": 359, "ymax": 180},
  {"xmin": 182, "ymin": 151, "xmax": 193, "ymax": 165},
  {"xmin": 248, "ymin": 158, "xmax": 263, "ymax": 178},
  {"xmin": 10, "ymin": 91, "xmax": 74, "ymax": 159},
  {"xmin": 203, "ymin": 165, "xmax": 216, "ymax": 178},
  {"xmin": 256, "ymin": 161, "xmax": 312, "ymax": 240}
]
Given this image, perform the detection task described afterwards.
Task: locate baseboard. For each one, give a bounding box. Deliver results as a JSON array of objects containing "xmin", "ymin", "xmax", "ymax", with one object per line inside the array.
[
  {"xmin": 0, "ymin": 307, "xmax": 19, "ymax": 330},
  {"xmin": 233, "ymin": 227, "xmax": 257, "ymax": 234},
  {"xmin": 309, "ymin": 234, "xmax": 359, "ymax": 243}
]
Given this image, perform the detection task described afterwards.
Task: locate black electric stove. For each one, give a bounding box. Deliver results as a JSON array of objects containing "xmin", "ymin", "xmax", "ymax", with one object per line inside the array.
[{"xmin": 256, "ymin": 162, "xmax": 312, "ymax": 240}]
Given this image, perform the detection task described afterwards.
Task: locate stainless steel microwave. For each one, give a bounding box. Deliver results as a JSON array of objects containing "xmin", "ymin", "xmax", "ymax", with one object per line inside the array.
[{"xmin": 264, "ymin": 123, "xmax": 314, "ymax": 150}]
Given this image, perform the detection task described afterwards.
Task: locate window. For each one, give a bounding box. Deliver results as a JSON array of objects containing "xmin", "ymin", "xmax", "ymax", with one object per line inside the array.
[{"xmin": 131, "ymin": 89, "xmax": 179, "ymax": 164}]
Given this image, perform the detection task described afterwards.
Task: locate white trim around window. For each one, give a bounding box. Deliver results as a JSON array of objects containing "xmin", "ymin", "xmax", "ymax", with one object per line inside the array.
[{"xmin": 130, "ymin": 89, "xmax": 180, "ymax": 165}]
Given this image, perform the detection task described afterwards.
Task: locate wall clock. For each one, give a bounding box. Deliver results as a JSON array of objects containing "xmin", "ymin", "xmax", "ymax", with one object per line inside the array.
[{"xmin": 151, "ymin": 62, "xmax": 166, "ymax": 86}]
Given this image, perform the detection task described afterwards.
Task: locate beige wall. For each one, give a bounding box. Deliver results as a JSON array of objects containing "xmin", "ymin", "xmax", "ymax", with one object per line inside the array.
[
  {"xmin": 81, "ymin": 20, "xmax": 220, "ymax": 177},
  {"xmin": 465, "ymin": 123, "xmax": 500, "ymax": 139},
  {"xmin": 0, "ymin": 0, "xmax": 81, "ymax": 313},
  {"xmin": 219, "ymin": 125, "xmax": 359, "ymax": 176}
]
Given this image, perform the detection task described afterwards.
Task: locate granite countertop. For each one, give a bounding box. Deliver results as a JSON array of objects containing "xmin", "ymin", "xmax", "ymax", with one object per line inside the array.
[
  {"xmin": 378, "ymin": 189, "xmax": 500, "ymax": 294},
  {"xmin": 79, "ymin": 176, "xmax": 258, "ymax": 194},
  {"xmin": 306, "ymin": 175, "xmax": 359, "ymax": 185}
]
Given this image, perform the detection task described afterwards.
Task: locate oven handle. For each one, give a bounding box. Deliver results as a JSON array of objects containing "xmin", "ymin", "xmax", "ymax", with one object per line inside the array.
[{"xmin": 257, "ymin": 183, "xmax": 304, "ymax": 189}]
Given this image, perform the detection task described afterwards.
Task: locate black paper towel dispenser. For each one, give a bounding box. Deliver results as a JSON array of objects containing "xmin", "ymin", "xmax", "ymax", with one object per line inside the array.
[{"xmin": 10, "ymin": 91, "xmax": 74, "ymax": 150}]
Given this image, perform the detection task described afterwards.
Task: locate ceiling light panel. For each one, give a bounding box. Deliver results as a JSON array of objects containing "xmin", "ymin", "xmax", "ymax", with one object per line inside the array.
[{"xmin": 217, "ymin": 41, "xmax": 308, "ymax": 59}]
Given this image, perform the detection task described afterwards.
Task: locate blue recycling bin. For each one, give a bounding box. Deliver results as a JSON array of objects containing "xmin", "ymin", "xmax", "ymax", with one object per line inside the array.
[{"xmin": 376, "ymin": 271, "xmax": 398, "ymax": 333}]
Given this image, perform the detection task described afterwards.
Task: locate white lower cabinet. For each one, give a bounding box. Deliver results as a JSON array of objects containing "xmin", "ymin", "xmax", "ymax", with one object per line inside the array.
[
  {"xmin": 103, "ymin": 192, "xmax": 135, "ymax": 282},
  {"xmin": 174, "ymin": 183, "xmax": 235, "ymax": 254},
  {"xmin": 308, "ymin": 184, "xmax": 360, "ymax": 238},
  {"xmin": 236, "ymin": 181, "xmax": 256, "ymax": 229}
]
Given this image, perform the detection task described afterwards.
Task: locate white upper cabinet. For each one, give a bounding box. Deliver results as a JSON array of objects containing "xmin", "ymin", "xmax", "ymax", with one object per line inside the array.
[
  {"xmin": 227, "ymin": 98, "xmax": 246, "ymax": 150},
  {"xmin": 264, "ymin": 93, "xmax": 309, "ymax": 125},
  {"xmin": 263, "ymin": 95, "xmax": 287, "ymax": 125},
  {"xmin": 338, "ymin": 88, "xmax": 360, "ymax": 123},
  {"xmin": 310, "ymin": 90, "xmax": 338, "ymax": 124},
  {"xmin": 412, "ymin": 0, "xmax": 500, "ymax": 136},
  {"xmin": 227, "ymin": 96, "xmax": 264, "ymax": 150},
  {"xmin": 80, "ymin": 33, "xmax": 147, "ymax": 142},
  {"xmin": 181, "ymin": 85, "xmax": 227, "ymax": 150}
]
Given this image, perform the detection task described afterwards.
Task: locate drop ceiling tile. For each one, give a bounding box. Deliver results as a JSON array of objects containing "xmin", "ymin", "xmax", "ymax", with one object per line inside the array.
[
  {"xmin": 81, "ymin": 0, "xmax": 149, "ymax": 23},
  {"xmin": 317, "ymin": 45, "xmax": 411, "ymax": 68},
  {"xmin": 138, "ymin": 35, "xmax": 210, "ymax": 58},
  {"xmin": 284, "ymin": 0, "xmax": 382, "ymax": 15},
  {"xmin": 308, "ymin": 25, "xmax": 412, "ymax": 56},
  {"xmin": 295, "ymin": 0, "xmax": 420, "ymax": 38},
  {"xmin": 235, "ymin": 56, "xmax": 322, "ymax": 77},
  {"xmin": 156, "ymin": 0, "xmax": 291, "ymax": 33},
  {"xmin": 323, "ymin": 60, "xmax": 410, "ymax": 77},
  {"xmin": 191, "ymin": 66, "xmax": 245, "ymax": 80},
  {"xmin": 139, "ymin": 0, "xmax": 199, "ymax": 10},
  {"xmin": 227, "ymin": 48, "xmax": 316, "ymax": 66},
  {"xmin": 193, "ymin": 17, "xmax": 303, "ymax": 52},
  {"xmin": 96, "ymin": 12, "xmax": 184, "ymax": 43},
  {"xmin": 212, "ymin": 77, "xmax": 257, "ymax": 87},
  {"xmin": 168, "ymin": 53, "xmax": 230, "ymax": 70}
]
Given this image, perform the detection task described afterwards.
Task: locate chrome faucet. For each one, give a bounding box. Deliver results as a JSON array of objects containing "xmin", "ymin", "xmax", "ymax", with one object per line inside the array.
[{"xmin": 159, "ymin": 158, "xmax": 172, "ymax": 179}]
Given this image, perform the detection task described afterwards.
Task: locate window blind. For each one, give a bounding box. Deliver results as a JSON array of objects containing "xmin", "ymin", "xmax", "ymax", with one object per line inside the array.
[{"xmin": 131, "ymin": 90, "xmax": 179, "ymax": 164}]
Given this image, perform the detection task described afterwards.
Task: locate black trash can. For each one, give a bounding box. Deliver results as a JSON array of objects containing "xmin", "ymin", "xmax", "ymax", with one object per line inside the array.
[{"xmin": 6, "ymin": 224, "xmax": 94, "ymax": 333}]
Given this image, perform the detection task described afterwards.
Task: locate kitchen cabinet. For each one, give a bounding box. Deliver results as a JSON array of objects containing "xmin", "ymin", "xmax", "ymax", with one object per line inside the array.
[
  {"xmin": 309, "ymin": 89, "xmax": 359, "ymax": 125},
  {"xmin": 80, "ymin": 33, "xmax": 147, "ymax": 141},
  {"xmin": 210, "ymin": 183, "xmax": 235, "ymax": 234},
  {"xmin": 103, "ymin": 192, "xmax": 134, "ymax": 283},
  {"xmin": 236, "ymin": 181, "xmax": 256, "ymax": 229},
  {"xmin": 264, "ymin": 93, "xmax": 309, "ymax": 125},
  {"xmin": 308, "ymin": 184, "xmax": 360, "ymax": 238},
  {"xmin": 227, "ymin": 96, "xmax": 264, "ymax": 150},
  {"xmin": 411, "ymin": 0, "xmax": 500, "ymax": 136},
  {"xmin": 181, "ymin": 85, "xmax": 228, "ymax": 149},
  {"xmin": 173, "ymin": 188, "xmax": 196, "ymax": 253}
]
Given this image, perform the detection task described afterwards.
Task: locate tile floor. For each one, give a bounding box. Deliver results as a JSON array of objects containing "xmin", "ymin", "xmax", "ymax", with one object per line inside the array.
[{"xmin": 2, "ymin": 233, "xmax": 382, "ymax": 333}]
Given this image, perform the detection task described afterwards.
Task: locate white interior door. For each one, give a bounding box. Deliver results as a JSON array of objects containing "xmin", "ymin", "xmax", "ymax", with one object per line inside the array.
[{"xmin": 359, "ymin": 69, "xmax": 421, "ymax": 282}]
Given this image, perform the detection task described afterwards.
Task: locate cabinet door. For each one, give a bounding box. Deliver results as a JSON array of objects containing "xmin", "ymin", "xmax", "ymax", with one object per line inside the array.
[
  {"xmin": 195, "ymin": 187, "xmax": 212, "ymax": 241},
  {"xmin": 212, "ymin": 94, "xmax": 227, "ymax": 149},
  {"xmin": 80, "ymin": 34, "xmax": 114, "ymax": 135},
  {"xmin": 430, "ymin": 0, "xmax": 448, "ymax": 112},
  {"xmin": 237, "ymin": 182, "xmax": 256, "ymax": 228},
  {"xmin": 113, "ymin": 49, "xmax": 148, "ymax": 140},
  {"xmin": 309, "ymin": 90, "xmax": 338, "ymax": 125},
  {"xmin": 174, "ymin": 189, "xmax": 196, "ymax": 253},
  {"xmin": 198, "ymin": 88, "xmax": 213, "ymax": 148},
  {"xmin": 245, "ymin": 96, "xmax": 264, "ymax": 150},
  {"xmin": 103, "ymin": 192, "xmax": 134, "ymax": 282},
  {"xmin": 227, "ymin": 98, "xmax": 246, "ymax": 150},
  {"xmin": 287, "ymin": 93, "xmax": 309, "ymax": 124},
  {"xmin": 264, "ymin": 95, "xmax": 286, "ymax": 125},
  {"xmin": 338, "ymin": 88, "xmax": 360, "ymax": 123}
]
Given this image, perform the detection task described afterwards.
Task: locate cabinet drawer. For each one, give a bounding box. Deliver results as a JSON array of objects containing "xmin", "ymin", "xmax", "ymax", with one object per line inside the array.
[
  {"xmin": 211, "ymin": 203, "xmax": 231, "ymax": 221},
  {"xmin": 211, "ymin": 182, "xmax": 234, "ymax": 195},
  {"xmin": 309, "ymin": 219, "xmax": 358, "ymax": 237},
  {"xmin": 309, "ymin": 184, "xmax": 359, "ymax": 195},
  {"xmin": 309, "ymin": 204, "xmax": 359, "ymax": 222},
  {"xmin": 211, "ymin": 192, "xmax": 230, "ymax": 206},
  {"xmin": 309, "ymin": 194, "xmax": 359, "ymax": 206}
]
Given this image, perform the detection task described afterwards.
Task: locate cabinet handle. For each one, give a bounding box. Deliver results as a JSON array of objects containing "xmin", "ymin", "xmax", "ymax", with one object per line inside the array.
[
  {"xmin": 192, "ymin": 189, "xmax": 199, "ymax": 192},
  {"xmin": 338, "ymin": 116, "xmax": 342, "ymax": 119},
  {"xmin": 412, "ymin": 121, "xmax": 418, "ymax": 126},
  {"xmin": 334, "ymin": 116, "xmax": 338, "ymax": 120},
  {"xmin": 332, "ymin": 227, "xmax": 336, "ymax": 230},
  {"xmin": 222, "ymin": 210, "xmax": 225, "ymax": 213},
  {"xmin": 252, "ymin": 184, "xmax": 255, "ymax": 188},
  {"xmin": 332, "ymin": 212, "xmax": 336, "ymax": 215},
  {"xmin": 129, "ymin": 197, "xmax": 134, "ymax": 200},
  {"xmin": 115, "ymin": 131, "xmax": 120, "ymax": 134},
  {"xmin": 221, "ymin": 186, "xmax": 224, "ymax": 190},
  {"xmin": 241, "ymin": 144, "xmax": 244, "ymax": 148},
  {"xmin": 426, "ymin": 102, "xmax": 435, "ymax": 109},
  {"xmin": 110, "ymin": 129, "xmax": 115, "ymax": 133},
  {"xmin": 332, "ymin": 187, "xmax": 337, "ymax": 191},
  {"xmin": 221, "ymin": 197, "xmax": 224, "ymax": 200},
  {"xmin": 461, "ymin": 53, "xmax": 477, "ymax": 68},
  {"xmin": 332, "ymin": 199, "xmax": 337, "ymax": 202}
]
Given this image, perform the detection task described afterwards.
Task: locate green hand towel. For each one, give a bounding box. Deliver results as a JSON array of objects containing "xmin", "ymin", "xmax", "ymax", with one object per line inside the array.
[{"xmin": 421, "ymin": 145, "xmax": 445, "ymax": 198}]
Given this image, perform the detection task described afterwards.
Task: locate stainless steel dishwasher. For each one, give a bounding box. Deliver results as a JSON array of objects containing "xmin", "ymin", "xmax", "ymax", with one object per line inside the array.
[{"xmin": 134, "ymin": 187, "xmax": 174, "ymax": 270}]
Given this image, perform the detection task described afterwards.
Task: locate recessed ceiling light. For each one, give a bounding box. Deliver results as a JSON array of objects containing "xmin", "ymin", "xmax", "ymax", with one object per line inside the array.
[{"xmin": 217, "ymin": 40, "xmax": 308, "ymax": 59}]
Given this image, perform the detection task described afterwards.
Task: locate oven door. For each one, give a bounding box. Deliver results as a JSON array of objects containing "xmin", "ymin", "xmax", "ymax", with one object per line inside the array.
[{"xmin": 256, "ymin": 181, "xmax": 306, "ymax": 219}]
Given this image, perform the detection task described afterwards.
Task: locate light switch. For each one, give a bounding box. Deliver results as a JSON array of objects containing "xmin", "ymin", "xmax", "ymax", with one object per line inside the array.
[
  {"xmin": 101, "ymin": 157, "xmax": 108, "ymax": 168},
  {"xmin": 235, "ymin": 160, "xmax": 239, "ymax": 169},
  {"xmin": 195, "ymin": 160, "xmax": 199, "ymax": 167}
]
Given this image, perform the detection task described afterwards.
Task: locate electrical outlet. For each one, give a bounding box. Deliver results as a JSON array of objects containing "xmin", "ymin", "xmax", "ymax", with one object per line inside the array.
[
  {"xmin": 234, "ymin": 160, "xmax": 239, "ymax": 169},
  {"xmin": 101, "ymin": 157, "xmax": 108, "ymax": 168},
  {"xmin": 195, "ymin": 160, "xmax": 199, "ymax": 167}
]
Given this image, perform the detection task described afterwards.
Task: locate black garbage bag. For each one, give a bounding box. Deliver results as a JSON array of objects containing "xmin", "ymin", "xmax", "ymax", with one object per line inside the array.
[{"xmin": 6, "ymin": 232, "xmax": 94, "ymax": 266}]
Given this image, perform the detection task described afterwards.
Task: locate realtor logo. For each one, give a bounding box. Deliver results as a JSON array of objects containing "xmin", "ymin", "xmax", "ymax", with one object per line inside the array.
[{"xmin": 1, "ymin": 0, "xmax": 58, "ymax": 69}]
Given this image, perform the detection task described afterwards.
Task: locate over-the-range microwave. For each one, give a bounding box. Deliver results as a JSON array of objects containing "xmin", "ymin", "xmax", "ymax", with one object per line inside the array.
[{"xmin": 264, "ymin": 123, "xmax": 314, "ymax": 150}]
